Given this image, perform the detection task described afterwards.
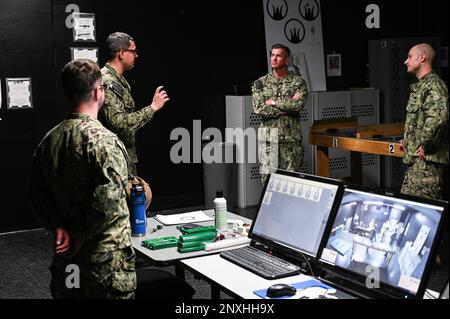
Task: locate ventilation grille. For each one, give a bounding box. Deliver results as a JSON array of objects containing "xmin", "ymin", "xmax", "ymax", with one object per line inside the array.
[
  {"xmin": 299, "ymin": 161, "xmax": 311, "ymax": 174},
  {"xmin": 362, "ymin": 153, "xmax": 376, "ymax": 167},
  {"xmin": 300, "ymin": 107, "xmax": 309, "ymax": 123},
  {"xmin": 321, "ymin": 106, "xmax": 347, "ymax": 119},
  {"xmin": 250, "ymin": 165, "xmax": 261, "ymax": 180},
  {"xmin": 352, "ymin": 104, "xmax": 376, "ymax": 118},
  {"xmin": 249, "ymin": 113, "xmax": 262, "ymax": 126},
  {"xmin": 330, "ymin": 156, "xmax": 349, "ymax": 171}
]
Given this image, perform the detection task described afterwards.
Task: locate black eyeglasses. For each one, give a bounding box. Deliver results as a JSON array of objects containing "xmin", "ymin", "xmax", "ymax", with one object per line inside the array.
[
  {"xmin": 123, "ymin": 48, "xmax": 138, "ymax": 55},
  {"xmin": 94, "ymin": 83, "xmax": 107, "ymax": 91}
]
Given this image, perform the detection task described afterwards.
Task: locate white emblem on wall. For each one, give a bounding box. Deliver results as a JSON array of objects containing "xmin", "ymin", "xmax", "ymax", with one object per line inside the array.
[{"xmin": 263, "ymin": 0, "xmax": 327, "ymax": 91}]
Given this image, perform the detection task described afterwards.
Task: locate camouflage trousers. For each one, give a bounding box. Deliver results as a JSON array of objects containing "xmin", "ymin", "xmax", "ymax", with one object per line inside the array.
[
  {"xmin": 258, "ymin": 141, "xmax": 304, "ymax": 184},
  {"xmin": 401, "ymin": 160, "xmax": 446, "ymax": 200},
  {"xmin": 50, "ymin": 246, "xmax": 136, "ymax": 299}
]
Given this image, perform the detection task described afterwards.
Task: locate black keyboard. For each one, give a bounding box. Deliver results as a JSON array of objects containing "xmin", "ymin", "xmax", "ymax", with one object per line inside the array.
[{"xmin": 220, "ymin": 246, "xmax": 301, "ymax": 279}]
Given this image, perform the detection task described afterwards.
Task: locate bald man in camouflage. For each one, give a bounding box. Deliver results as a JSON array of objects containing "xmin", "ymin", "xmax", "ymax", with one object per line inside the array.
[
  {"xmin": 100, "ymin": 32, "xmax": 169, "ymax": 175},
  {"xmin": 401, "ymin": 43, "xmax": 448, "ymax": 200},
  {"xmin": 252, "ymin": 44, "xmax": 308, "ymax": 183}
]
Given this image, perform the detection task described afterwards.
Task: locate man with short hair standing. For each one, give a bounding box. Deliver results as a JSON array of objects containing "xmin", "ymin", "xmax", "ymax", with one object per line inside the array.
[
  {"xmin": 252, "ymin": 43, "xmax": 309, "ymax": 183},
  {"xmin": 30, "ymin": 59, "xmax": 136, "ymax": 299},
  {"xmin": 100, "ymin": 32, "xmax": 169, "ymax": 175}
]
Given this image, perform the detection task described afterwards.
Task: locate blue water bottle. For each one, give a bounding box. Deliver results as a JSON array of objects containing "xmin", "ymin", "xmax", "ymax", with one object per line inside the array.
[{"xmin": 130, "ymin": 182, "xmax": 147, "ymax": 237}]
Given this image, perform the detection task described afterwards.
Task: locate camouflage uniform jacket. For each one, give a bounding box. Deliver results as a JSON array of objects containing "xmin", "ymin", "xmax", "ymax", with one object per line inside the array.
[
  {"xmin": 252, "ymin": 72, "xmax": 308, "ymax": 143},
  {"xmin": 403, "ymin": 71, "xmax": 449, "ymax": 165},
  {"xmin": 30, "ymin": 113, "xmax": 132, "ymax": 261},
  {"xmin": 100, "ymin": 64, "xmax": 155, "ymax": 164}
]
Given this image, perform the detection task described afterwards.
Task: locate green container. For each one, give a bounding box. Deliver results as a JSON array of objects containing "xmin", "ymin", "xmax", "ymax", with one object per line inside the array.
[
  {"xmin": 181, "ymin": 226, "xmax": 217, "ymax": 235},
  {"xmin": 177, "ymin": 239, "xmax": 215, "ymax": 249},
  {"xmin": 177, "ymin": 243, "xmax": 206, "ymax": 253},
  {"xmin": 179, "ymin": 232, "xmax": 216, "ymax": 243}
]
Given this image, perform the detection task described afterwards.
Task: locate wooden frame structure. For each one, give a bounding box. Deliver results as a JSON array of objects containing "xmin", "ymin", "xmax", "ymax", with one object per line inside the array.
[{"xmin": 309, "ymin": 118, "xmax": 404, "ymax": 185}]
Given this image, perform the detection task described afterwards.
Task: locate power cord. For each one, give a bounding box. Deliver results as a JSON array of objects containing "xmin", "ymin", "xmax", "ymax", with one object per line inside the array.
[
  {"xmin": 286, "ymin": 250, "xmax": 316, "ymax": 278},
  {"xmin": 299, "ymin": 252, "xmax": 316, "ymax": 278}
]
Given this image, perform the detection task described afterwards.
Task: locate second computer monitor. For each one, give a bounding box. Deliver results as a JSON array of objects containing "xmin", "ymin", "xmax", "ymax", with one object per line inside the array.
[{"xmin": 320, "ymin": 187, "xmax": 447, "ymax": 299}]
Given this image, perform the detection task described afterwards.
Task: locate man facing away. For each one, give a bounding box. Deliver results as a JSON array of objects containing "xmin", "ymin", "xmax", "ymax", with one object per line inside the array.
[{"xmin": 30, "ymin": 59, "xmax": 136, "ymax": 299}]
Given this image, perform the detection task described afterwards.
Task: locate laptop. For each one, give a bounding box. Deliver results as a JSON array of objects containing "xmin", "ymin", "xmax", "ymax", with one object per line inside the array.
[
  {"xmin": 319, "ymin": 185, "xmax": 448, "ymax": 299},
  {"xmin": 220, "ymin": 169, "xmax": 344, "ymax": 279}
]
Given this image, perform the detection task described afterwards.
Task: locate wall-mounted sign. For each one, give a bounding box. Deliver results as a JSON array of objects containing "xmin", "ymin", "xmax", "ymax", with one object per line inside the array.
[
  {"xmin": 72, "ymin": 12, "xmax": 96, "ymax": 42},
  {"xmin": 327, "ymin": 54, "xmax": 342, "ymax": 77},
  {"xmin": 6, "ymin": 78, "xmax": 33, "ymax": 109},
  {"xmin": 71, "ymin": 47, "xmax": 99, "ymax": 64}
]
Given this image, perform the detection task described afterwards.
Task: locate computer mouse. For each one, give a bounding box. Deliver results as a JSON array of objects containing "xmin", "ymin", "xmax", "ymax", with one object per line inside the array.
[{"xmin": 266, "ymin": 283, "xmax": 297, "ymax": 298}]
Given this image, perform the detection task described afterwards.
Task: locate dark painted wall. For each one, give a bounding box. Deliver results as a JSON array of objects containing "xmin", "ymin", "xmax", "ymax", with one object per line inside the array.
[
  {"xmin": 0, "ymin": 0, "xmax": 448, "ymax": 232},
  {"xmin": 0, "ymin": 0, "xmax": 56, "ymax": 231},
  {"xmin": 322, "ymin": 0, "xmax": 449, "ymax": 90}
]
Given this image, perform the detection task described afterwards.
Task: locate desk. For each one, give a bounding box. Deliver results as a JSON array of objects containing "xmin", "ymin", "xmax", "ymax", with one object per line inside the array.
[
  {"xmin": 181, "ymin": 254, "xmax": 354, "ymax": 299},
  {"xmin": 131, "ymin": 210, "xmax": 252, "ymax": 277},
  {"xmin": 308, "ymin": 118, "xmax": 404, "ymax": 184},
  {"xmin": 181, "ymin": 254, "xmax": 440, "ymax": 299}
]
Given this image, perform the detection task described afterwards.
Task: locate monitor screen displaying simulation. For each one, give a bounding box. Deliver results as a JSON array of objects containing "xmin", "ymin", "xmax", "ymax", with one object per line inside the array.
[
  {"xmin": 251, "ymin": 172, "xmax": 340, "ymax": 258},
  {"xmin": 320, "ymin": 188, "xmax": 445, "ymax": 296}
]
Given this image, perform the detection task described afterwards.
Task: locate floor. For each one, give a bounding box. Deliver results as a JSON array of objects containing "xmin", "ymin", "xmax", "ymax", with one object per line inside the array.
[
  {"xmin": 0, "ymin": 205, "xmax": 257, "ymax": 299},
  {"xmin": 0, "ymin": 205, "xmax": 448, "ymax": 299}
]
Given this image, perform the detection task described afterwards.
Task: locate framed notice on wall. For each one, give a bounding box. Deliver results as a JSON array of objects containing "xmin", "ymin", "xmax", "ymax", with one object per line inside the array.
[
  {"xmin": 71, "ymin": 47, "xmax": 99, "ymax": 64},
  {"xmin": 72, "ymin": 12, "xmax": 96, "ymax": 42},
  {"xmin": 5, "ymin": 78, "xmax": 33, "ymax": 109},
  {"xmin": 327, "ymin": 54, "xmax": 342, "ymax": 77}
]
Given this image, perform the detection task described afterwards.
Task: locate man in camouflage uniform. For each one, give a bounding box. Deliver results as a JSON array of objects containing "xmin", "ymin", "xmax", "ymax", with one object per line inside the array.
[
  {"xmin": 252, "ymin": 44, "xmax": 309, "ymax": 183},
  {"xmin": 100, "ymin": 32, "xmax": 169, "ymax": 175},
  {"xmin": 401, "ymin": 43, "xmax": 448, "ymax": 200},
  {"xmin": 29, "ymin": 59, "xmax": 136, "ymax": 299}
]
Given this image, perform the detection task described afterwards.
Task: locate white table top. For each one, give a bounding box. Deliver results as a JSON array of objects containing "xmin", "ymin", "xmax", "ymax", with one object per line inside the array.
[
  {"xmin": 181, "ymin": 254, "xmax": 440, "ymax": 299},
  {"xmin": 131, "ymin": 209, "xmax": 252, "ymax": 265},
  {"xmin": 181, "ymin": 254, "xmax": 313, "ymax": 299}
]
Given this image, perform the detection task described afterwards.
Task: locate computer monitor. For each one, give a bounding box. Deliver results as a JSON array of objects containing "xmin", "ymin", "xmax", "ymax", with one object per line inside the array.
[
  {"xmin": 248, "ymin": 170, "xmax": 343, "ymax": 261},
  {"xmin": 320, "ymin": 186, "xmax": 448, "ymax": 299}
]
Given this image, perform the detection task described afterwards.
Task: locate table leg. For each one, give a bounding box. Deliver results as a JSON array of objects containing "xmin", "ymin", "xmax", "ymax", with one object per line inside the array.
[
  {"xmin": 317, "ymin": 146, "xmax": 330, "ymax": 177},
  {"xmin": 175, "ymin": 263, "xmax": 185, "ymax": 280},
  {"xmin": 211, "ymin": 286, "xmax": 221, "ymax": 299},
  {"xmin": 350, "ymin": 151, "xmax": 362, "ymax": 185}
]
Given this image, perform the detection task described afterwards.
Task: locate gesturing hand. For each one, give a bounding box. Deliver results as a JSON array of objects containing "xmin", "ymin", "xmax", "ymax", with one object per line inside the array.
[{"xmin": 151, "ymin": 86, "xmax": 170, "ymax": 112}]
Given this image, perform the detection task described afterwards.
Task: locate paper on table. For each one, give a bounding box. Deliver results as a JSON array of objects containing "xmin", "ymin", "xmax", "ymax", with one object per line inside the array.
[{"xmin": 155, "ymin": 211, "xmax": 213, "ymax": 226}]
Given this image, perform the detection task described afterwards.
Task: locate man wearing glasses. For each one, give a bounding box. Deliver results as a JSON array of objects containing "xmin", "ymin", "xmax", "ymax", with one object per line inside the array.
[{"xmin": 100, "ymin": 32, "xmax": 169, "ymax": 175}]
